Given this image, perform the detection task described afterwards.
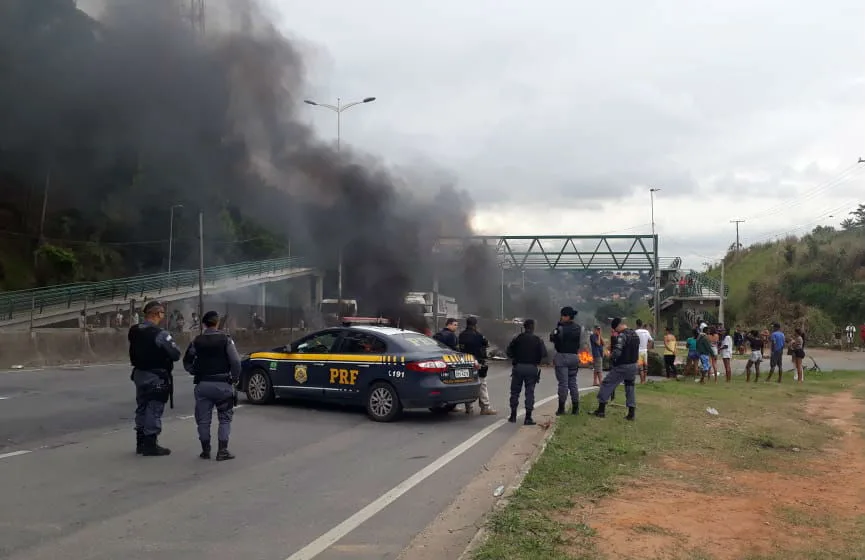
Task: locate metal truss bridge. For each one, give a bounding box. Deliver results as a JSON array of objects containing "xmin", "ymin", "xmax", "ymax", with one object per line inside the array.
[{"xmin": 436, "ymin": 235, "xmax": 681, "ymax": 272}]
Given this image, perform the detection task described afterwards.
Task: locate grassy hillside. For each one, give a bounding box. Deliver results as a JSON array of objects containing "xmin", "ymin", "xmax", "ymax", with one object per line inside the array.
[{"xmin": 706, "ymin": 226, "xmax": 865, "ymax": 342}]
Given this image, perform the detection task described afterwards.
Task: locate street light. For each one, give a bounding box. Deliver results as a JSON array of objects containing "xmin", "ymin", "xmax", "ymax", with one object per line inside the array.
[
  {"xmin": 303, "ymin": 96, "xmax": 377, "ymax": 312},
  {"xmin": 303, "ymin": 96, "xmax": 377, "ymax": 153},
  {"xmin": 649, "ymin": 188, "xmax": 661, "ymax": 333},
  {"xmin": 168, "ymin": 204, "xmax": 183, "ymax": 274}
]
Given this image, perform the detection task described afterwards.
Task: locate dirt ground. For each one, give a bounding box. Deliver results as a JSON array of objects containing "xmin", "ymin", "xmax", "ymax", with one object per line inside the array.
[{"xmin": 575, "ymin": 389, "xmax": 865, "ymax": 560}]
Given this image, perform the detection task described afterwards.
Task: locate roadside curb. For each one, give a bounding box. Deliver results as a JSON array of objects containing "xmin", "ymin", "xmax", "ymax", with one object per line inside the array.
[{"xmin": 456, "ymin": 386, "xmax": 599, "ymax": 560}]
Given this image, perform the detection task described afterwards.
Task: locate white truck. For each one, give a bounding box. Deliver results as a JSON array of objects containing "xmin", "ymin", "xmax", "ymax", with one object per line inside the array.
[{"xmin": 404, "ymin": 292, "xmax": 460, "ymax": 320}]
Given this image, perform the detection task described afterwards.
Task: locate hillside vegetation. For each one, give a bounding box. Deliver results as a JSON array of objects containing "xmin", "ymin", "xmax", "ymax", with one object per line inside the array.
[{"xmin": 708, "ymin": 222, "xmax": 865, "ymax": 342}]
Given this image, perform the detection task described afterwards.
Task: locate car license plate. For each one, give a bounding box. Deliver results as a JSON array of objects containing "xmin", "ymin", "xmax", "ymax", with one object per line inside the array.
[{"xmin": 453, "ymin": 368, "xmax": 471, "ymax": 378}]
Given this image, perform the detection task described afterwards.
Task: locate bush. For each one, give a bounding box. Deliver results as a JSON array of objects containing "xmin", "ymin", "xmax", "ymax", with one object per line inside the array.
[{"xmin": 647, "ymin": 351, "xmax": 664, "ymax": 377}]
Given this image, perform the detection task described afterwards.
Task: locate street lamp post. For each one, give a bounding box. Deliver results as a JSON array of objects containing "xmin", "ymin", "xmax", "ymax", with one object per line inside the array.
[
  {"xmin": 650, "ymin": 188, "xmax": 661, "ymax": 333},
  {"xmin": 168, "ymin": 204, "xmax": 183, "ymax": 275},
  {"xmin": 303, "ymin": 96, "xmax": 377, "ymax": 314}
]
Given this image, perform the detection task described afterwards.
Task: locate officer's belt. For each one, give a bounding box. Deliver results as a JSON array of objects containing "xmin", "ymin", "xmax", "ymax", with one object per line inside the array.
[{"xmin": 198, "ymin": 373, "xmax": 233, "ymax": 383}]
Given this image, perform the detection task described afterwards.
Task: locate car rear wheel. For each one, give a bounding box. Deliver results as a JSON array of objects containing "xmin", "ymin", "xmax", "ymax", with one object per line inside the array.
[
  {"xmin": 366, "ymin": 382, "xmax": 402, "ymax": 422},
  {"xmin": 246, "ymin": 369, "xmax": 275, "ymax": 405},
  {"xmin": 429, "ymin": 404, "xmax": 457, "ymax": 414}
]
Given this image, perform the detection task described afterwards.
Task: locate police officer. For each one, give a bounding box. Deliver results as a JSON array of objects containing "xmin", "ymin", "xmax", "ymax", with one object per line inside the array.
[
  {"xmin": 550, "ymin": 306, "xmax": 582, "ymax": 415},
  {"xmin": 182, "ymin": 310, "xmax": 241, "ymax": 461},
  {"xmin": 593, "ymin": 317, "xmax": 638, "ymax": 421},
  {"xmin": 129, "ymin": 300, "xmax": 182, "ymax": 456},
  {"xmin": 433, "ymin": 318, "xmax": 459, "ymax": 350},
  {"xmin": 459, "ymin": 316, "xmax": 497, "ymax": 416},
  {"xmin": 506, "ymin": 319, "xmax": 548, "ymax": 426}
]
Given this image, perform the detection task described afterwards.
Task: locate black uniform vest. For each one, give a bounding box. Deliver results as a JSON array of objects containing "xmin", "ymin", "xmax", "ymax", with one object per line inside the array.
[
  {"xmin": 128, "ymin": 324, "xmax": 173, "ymax": 371},
  {"xmin": 192, "ymin": 332, "xmax": 231, "ymax": 377},
  {"xmin": 458, "ymin": 328, "xmax": 488, "ymax": 361},
  {"xmin": 551, "ymin": 321, "xmax": 581, "ymax": 353},
  {"xmin": 612, "ymin": 328, "xmax": 640, "ymax": 366},
  {"xmin": 508, "ymin": 333, "xmax": 545, "ymax": 365}
]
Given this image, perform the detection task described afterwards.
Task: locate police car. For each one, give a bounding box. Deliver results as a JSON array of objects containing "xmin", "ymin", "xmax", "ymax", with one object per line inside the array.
[{"xmin": 238, "ymin": 318, "xmax": 481, "ymax": 422}]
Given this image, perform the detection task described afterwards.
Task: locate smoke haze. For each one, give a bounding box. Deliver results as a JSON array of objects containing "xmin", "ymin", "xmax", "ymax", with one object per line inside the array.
[{"xmin": 0, "ymin": 0, "xmax": 500, "ymax": 320}]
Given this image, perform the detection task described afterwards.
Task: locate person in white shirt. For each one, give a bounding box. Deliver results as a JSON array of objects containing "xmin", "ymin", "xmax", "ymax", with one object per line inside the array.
[
  {"xmin": 719, "ymin": 327, "xmax": 734, "ymax": 383},
  {"xmin": 634, "ymin": 319, "xmax": 653, "ymax": 384},
  {"xmin": 846, "ymin": 324, "xmax": 856, "ymax": 348}
]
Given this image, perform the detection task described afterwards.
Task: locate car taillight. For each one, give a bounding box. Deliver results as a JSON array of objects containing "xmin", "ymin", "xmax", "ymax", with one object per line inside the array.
[
  {"xmin": 473, "ymin": 360, "xmax": 480, "ymax": 370},
  {"xmin": 407, "ymin": 360, "xmax": 448, "ymax": 373}
]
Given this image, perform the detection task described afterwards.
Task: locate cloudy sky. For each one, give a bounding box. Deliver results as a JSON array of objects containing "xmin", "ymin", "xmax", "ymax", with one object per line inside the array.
[{"xmin": 269, "ymin": 0, "xmax": 865, "ymax": 269}]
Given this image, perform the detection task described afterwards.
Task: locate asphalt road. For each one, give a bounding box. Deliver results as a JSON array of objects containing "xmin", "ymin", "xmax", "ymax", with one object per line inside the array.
[{"xmin": 0, "ymin": 361, "xmax": 598, "ymax": 560}]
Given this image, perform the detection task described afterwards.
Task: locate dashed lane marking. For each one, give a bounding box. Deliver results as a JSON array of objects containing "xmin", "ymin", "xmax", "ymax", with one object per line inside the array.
[
  {"xmin": 0, "ymin": 450, "xmax": 32, "ymax": 460},
  {"xmin": 284, "ymin": 386, "xmax": 600, "ymax": 560}
]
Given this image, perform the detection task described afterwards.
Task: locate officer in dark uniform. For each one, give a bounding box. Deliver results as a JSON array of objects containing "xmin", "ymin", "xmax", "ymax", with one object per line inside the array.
[
  {"xmin": 506, "ymin": 319, "xmax": 548, "ymax": 426},
  {"xmin": 182, "ymin": 310, "xmax": 242, "ymax": 461},
  {"xmin": 459, "ymin": 316, "xmax": 497, "ymax": 415},
  {"xmin": 550, "ymin": 306, "xmax": 583, "ymax": 415},
  {"xmin": 433, "ymin": 318, "xmax": 459, "ymax": 350},
  {"xmin": 593, "ymin": 317, "xmax": 638, "ymax": 421},
  {"xmin": 129, "ymin": 300, "xmax": 182, "ymax": 456}
]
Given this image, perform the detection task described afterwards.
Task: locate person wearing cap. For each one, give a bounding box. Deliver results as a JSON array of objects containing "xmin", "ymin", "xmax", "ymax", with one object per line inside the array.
[
  {"xmin": 506, "ymin": 319, "xmax": 548, "ymax": 425},
  {"xmin": 182, "ymin": 310, "xmax": 242, "ymax": 460},
  {"xmin": 129, "ymin": 300, "xmax": 182, "ymax": 456},
  {"xmin": 764, "ymin": 322, "xmax": 786, "ymax": 383},
  {"xmin": 549, "ymin": 306, "xmax": 583, "ymax": 415},
  {"xmin": 459, "ymin": 316, "xmax": 497, "ymax": 415},
  {"xmin": 593, "ymin": 317, "xmax": 639, "ymax": 421}
]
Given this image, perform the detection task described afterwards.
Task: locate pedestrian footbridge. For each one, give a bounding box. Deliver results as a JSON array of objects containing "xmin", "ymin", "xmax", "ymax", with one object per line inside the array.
[{"xmin": 0, "ymin": 257, "xmax": 319, "ymax": 330}]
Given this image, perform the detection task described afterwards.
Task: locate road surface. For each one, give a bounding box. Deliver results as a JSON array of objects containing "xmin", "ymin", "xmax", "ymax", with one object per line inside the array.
[{"xmin": 0, "ymin": 361, "xmax": 596, "ymax": 560}]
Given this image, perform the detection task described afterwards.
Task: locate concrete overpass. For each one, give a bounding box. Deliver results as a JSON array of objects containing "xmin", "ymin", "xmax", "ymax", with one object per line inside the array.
[{"xmin": 0, "ymin": 257, "xmax": 322, "ymax": 331}]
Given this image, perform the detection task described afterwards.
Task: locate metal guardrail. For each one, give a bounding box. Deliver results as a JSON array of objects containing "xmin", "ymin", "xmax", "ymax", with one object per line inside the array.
[{"xmin": 0, "ymin": 257, "xmax": 309, "ymax": 321}]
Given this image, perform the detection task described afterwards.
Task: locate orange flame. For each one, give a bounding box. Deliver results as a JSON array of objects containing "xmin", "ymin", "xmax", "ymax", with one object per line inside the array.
[{"xmin": 579, "ymin": 350, "xmax": 593, "ymax": 365}]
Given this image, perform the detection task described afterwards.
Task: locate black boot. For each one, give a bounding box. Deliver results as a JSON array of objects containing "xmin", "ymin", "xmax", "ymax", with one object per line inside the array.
[
  {"xmin": 555, "ymin": 401, "xmax": 566, "ymax": 415},
  {"xmin": 141, "ymin": 435, "xmax": 171, "ymax": 456},
  {"xmin": 135, "ymin": 430, "xmax": 144, "ymax": 455},
  {"xmin": 216, "ymin": 440, "xmax": 235, "ymax": 461},
  {"xmin": 199, "ymin": 440, "xmax": 211, "ymax": 459},
  {"xmin": 625, "ymin": 407, "xmax": 636, "ymax": 421},
  {"xmin": 592, "ymin": 402, "xmax": 607, "ymax": 418},
  {"xmin": 572, "ymin": 402, "xmax": 580, "ymax": 415},
  {"xmin": 508, "ymin": 408, "xmax": 517, "ymax": 423},
  {"xmin": 610, "ymin": 390, "xmax": 616, "ymax": 401},
  {"xmin": 524, "ymin": 412, "xmax": 536, "ymax": 426}
]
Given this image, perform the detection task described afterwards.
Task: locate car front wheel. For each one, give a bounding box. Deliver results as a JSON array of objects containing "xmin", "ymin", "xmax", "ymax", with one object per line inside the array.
[
  {"xmin": 366, "ymin": 382, "xmax": 402, "ymax": 422},
  {"xmin": 246, "ymin": 369, "xmax": 275, "ymax": 405}
]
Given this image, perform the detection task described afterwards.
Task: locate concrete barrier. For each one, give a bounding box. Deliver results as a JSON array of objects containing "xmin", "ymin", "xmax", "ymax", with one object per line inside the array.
[{"xmin": 0, "ymin": 328, "xmax": 309, "ymax": 369}]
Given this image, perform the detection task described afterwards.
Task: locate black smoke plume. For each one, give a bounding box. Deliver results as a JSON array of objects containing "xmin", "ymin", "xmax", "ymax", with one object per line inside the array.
[{"xmin": 0, "ymin": 0, "xmax": 501, "ymax": 323}]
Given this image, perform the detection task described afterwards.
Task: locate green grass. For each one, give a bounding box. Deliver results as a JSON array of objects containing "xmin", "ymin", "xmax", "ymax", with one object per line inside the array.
[{"xmin": 473, "ymin": 370, "xmax": 865, "ymax": 560}]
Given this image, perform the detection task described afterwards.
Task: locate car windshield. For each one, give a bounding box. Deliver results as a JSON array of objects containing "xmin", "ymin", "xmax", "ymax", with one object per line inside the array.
[{"xmin": 391, "ymin": 332, "xmax": 453, "ymax": 352}]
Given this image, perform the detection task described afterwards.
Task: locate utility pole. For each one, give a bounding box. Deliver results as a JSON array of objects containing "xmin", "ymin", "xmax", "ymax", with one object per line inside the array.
[
  {"xmin": 500, "ymin": 265, "xmax": 505, "ymax": 321},
  {"xmin": 198, "ymin": 211, "xmax": 204, "ymax": 334},
  {"xmin": 650, "ymin": 188, "xmax": 661, "ymax": 333},
  {"xmin": 730, "ymin": 219, "xmax": 745, "ymax": 253},
  {"xmin": 718, "ymin": 260, "xmax": 725, "ymax": 325}
]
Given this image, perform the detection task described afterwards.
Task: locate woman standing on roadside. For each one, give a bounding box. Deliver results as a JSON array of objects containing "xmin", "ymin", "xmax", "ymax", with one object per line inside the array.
[
  {"xmin": 708, "ymin": 326, "xmax": 720, "ymax": 381},
  {"xmin": 719, "ymin": 327, "xmax": 733, "ymax": 382},
  {"xmin": 790, "ymin": 328, "xmax": 806, "ymax": 383},
  {"xmin": 663, "ymin": 327, "xmax": 677, "ymax": 378}
]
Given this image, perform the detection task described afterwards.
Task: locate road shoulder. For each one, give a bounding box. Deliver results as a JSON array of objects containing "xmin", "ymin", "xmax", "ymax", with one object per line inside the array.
[{"xmin": 394, "ymin": 399, "xmax": 560, "ymax": 560}]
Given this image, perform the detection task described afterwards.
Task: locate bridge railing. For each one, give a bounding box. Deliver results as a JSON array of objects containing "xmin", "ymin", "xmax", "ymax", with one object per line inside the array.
[{"xmin": 0, "ymin": 257, "xmax": 308, "ymax": 321}]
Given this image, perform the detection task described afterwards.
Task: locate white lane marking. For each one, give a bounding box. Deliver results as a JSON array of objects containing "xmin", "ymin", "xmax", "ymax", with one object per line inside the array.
[
  {"xmin": 0, "ymin": 396, "xmax": 11, "ymax": 400},
  {"xmin": 0, "ymin": 450, "xmax": 32, "ymax": 461},
  {"xmin": 285, "ymin": 386, "xmax": 599, "ymax": 560},
  {"xmin": 178, "ymin": 415, "xmax": 195, "ymax": 420}
]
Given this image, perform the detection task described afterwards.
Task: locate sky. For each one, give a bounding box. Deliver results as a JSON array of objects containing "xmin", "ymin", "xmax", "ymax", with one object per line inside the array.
[
  {"xmin": 79, "ymin": 0, "xmax": 865, "ymax": 271},
  {"xmin": 272, "ymin": 0, "xmax": 865, "ymax": 269}
]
